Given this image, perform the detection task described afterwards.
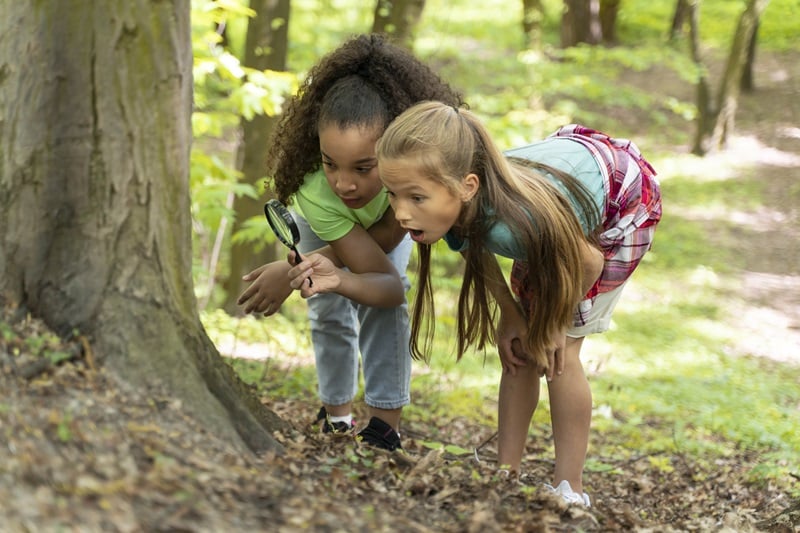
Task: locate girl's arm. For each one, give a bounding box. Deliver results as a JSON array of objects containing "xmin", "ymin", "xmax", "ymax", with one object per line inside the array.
[
  {"xmin": 240, "ymin": 213, "xmax": 408, "ymax": 314},
  {"xmin": 579, "ymin": 238, "xmax": 605, "ymax": 295},
  {"xmin": 365, "ymin": 206, "xmax": 408, "ymax": 253},
  {"xmin": 237, "ymin": 261, "xmax": 293, "ymax": 315},
  {"xmin": 488, "ymin": 236, "xmax": 602, "ymax": 379},
  {"xmin": 289, "ymin": 223, "xmax": 405, "ymax": 307},
  {"xmin": 306, "ymin": 208, "xmax": 407, "ymax": 267},
  {"xmin": 483, "ymin": 255, "xmax": 530, "ymax": 375},
  {"xmin": 304, "ymin": 209, "xmax": 406, "ymax": 266}
]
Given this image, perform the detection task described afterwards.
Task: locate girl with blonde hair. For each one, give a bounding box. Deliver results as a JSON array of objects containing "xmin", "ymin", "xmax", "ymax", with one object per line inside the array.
[{"xmin": 370, "ymin": 101, "xmax": 662, "ymax": 504}]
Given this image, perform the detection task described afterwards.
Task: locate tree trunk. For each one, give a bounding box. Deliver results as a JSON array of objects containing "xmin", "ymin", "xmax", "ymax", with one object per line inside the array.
[
  {"xmin": 740, "ymin": 20, "xmax": 759, "ymax": 92},
  {"xmin": 561, "ymin": 0, "xmax": 602, "ymax": 47},
  {"xmin": 221, "ymin": 0, "xmax": 291, "ymax": 313},
  {"xmin": 522, "ymin": 0, "xmax": 545, "ymax": 50},
  {"xmin": 686, "ymin": 0, "xmax": 713, "ymax": 154},
  {"xmin": 372, "ymin": 0, "xmax": 426, "ymax": 49},
  {"xmin": 693, "ymin": 0, "xmax": 769, "ymax": 154},
  {"xmin": 0, "ymin": 1, "xmax": 286, "ymax": 454},
  {"xmin": 599, "ymin": 0, "xmax": 621, "ymax": 44},
  {"xmin": 669, "ymin": 0, "xmax": 690, "ymax": 41}
]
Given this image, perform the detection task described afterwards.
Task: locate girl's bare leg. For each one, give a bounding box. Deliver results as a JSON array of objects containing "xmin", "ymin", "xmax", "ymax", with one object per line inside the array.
[
  {"xmin": 547, "ymin": 336, "xmax": 591, "ymax": 492},
  {"xmin": 497, "ymin": 363, "xmax": 541, "ymax": 472},
  {"xmin": 369, "ymin": 407, "xmax": 402, "ymax": 431}
]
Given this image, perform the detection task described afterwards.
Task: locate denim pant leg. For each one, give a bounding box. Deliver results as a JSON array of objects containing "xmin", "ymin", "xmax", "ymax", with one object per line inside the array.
[
  {"xmin": 294, "ymin": 214, "xmax": 359, "ymax": 406},
  {"xmin": 358, "ymin": 235, "xmax": 413, "ymax": 410}
]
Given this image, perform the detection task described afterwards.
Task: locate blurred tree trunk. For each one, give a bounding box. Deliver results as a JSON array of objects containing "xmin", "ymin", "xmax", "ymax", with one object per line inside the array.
[
  {"xmin": 669, "ymin": 0, "xmax": 691, "ymax": 40},
  {"xmin": 599, "ymin": 0, "xmax": 621, "ymax": 44},
  {"xmin": 561, "ymin": 0, "xmax": 602, "ymax": 47},
  {"xmin": 685, "ymin": 0, "xmax": 710, "ymax": 151},
  {"xmin": 372, "ymin": 0, "xmax": 425, "ymax": 49},
  {"xmin": 740, "ymin": 20, "xmax": 759, "ymax": 92},
  {"xmin": 0, "ymin": 1, "xmax": 286, "ymax": 454},
  {"xmin": 221, "ymin": 0, "xmax": 291, "ymax": 313},
  {"xmin": 522, "ymin": 0, "xmax": 545, "ymax": 50},
  {"xmin": 692, "ymin": 0, "xmax": 769, "ymax": 155}
]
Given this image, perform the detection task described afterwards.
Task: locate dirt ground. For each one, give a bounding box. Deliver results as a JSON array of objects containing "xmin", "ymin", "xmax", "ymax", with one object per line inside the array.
[
  {"xmin": 684, "ymin": 50, "xmax": 800, "ymax": 366},
  {"xmin": 1, "ymin": 51, "xmax": 798, "ymax": 532}
]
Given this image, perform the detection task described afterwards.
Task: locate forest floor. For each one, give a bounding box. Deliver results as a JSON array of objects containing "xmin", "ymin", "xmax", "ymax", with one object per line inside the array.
[{"xmin": 1, "ymin": 52, "xmax": 799, "ymax": 532}]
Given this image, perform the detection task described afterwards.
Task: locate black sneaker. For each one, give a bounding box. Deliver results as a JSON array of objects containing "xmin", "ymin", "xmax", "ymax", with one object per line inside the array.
[
  {"xmin": 357, "ymin": 416, "xmax": 402, "ymax": 451},
  {"xmin": 313, "ymin": 406, "xmax": 355, "ymax": 434}
]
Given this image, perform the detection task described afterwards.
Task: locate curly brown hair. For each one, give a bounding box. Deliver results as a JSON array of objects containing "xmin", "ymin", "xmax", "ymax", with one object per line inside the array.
[{"xmin": 265, "ymin": 33, "xmax": 464, "ymax": 204}]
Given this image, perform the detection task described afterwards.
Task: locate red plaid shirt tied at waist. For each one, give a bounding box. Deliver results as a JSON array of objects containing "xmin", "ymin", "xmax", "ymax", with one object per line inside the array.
[{"xmin": 549, "ymin": 124, "xmax": 662, "ymax": 300}]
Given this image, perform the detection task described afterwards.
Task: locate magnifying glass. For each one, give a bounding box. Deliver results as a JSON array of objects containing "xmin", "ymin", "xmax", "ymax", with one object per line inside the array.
[{"xmin": 264, "ymin": 199, "xmax": 313, "ymax": 287}]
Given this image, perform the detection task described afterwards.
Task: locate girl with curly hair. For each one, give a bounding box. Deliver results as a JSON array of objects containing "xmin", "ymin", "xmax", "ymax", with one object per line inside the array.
[
  {"xmin": 237, "ymin": 35, "xmax": 464, "ymax": 450},
  {"xmin": 372, "ymin": 101, "xmax": 661, "ymax": 503}
]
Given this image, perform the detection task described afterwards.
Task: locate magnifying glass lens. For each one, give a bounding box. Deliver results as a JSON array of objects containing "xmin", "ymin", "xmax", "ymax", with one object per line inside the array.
[
  {"xmin": 271, "ymin": 215, "xmax": 295, "ymax": 246},
  {"xmin": 264, "ymin": 200, "xmax": 312, "ymax": 286}
]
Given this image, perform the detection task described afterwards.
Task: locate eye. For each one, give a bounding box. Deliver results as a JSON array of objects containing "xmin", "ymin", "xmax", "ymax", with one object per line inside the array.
[
  {"xmin": 356, "ymin": 164, "xmax": 377, "ymax": 174},
  {"xmin": 411, "ymin": 195, "xmax": 425, "ymax": 203},
  {"xmin": 322, "ymin": 159, "xmax": 335, "ymax": 169}
]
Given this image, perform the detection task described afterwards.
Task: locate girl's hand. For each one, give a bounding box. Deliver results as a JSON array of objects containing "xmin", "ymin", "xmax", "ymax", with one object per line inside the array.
[
  {"xmin": 287, "ymin": 252, "xmax": 341, "ymax": 298},
  {"xmin": 544, "ymin": 330, "xmax": 568, "ymax": 382},
  {"xmin": 496, "ymin": 305, "xmax": 529, "ymax": 376},
  {"xmin": 237, "ymin": 261, "xmax": 293, "ymax": 315}
]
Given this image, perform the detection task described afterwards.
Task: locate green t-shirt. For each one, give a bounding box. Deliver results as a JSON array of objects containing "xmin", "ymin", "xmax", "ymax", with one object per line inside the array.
[
  {"xmin": 443, "ymin": 137, "xmax": 605, "ymax": 260},
  {"xmin": 293, "ymin": 170, "xmax": 391, "ymax": 242}
]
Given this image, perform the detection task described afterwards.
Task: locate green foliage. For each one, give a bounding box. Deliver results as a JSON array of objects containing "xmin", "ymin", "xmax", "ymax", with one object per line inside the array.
[
  {"xmin": 759, "ymin": 0, "xmax": 800, "ymax": 50},
  {"xmin": 190, "ymin": 0, "xmax": 299, "ymax": 299},
  {"xmin": 56, "ymin": 413, "xmax": 73, "ymax": 443},
  {"xmin": 1, "ymin": 316, "xmax": 74, "ymax": 366},
  {"xmin": 419, "ymin": 441, "xmax": 473, "ymax": 456},
  {"xmin": 287, "ymin": 0, "xmax": 373, "ymax": 65}
]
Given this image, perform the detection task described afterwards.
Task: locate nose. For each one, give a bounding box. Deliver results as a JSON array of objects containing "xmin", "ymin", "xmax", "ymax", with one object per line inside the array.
[
  {"xmin": 392, "ymin": 199, "xmax": 411, "ymax": 224},
  {"xmin": 333, "ymin": 171, "xmax": 357, "ymax": 193}
]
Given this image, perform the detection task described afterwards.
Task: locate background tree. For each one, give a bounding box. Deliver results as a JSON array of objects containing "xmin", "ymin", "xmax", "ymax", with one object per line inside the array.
[
  {"xmin": 522, "ymin": 0, "xmax": 545, "ymax": 50},
  {"xmin": 690, "ymin": 0, "xmax": 769, "ymax": 154},
  {"xmin": 740, "ymin": 20, "xmax": 759, "ymax": 92},
  {"xmin": 669, "ymin": 0, "xmax": 691, "ymax": 41},
  {"xmin": 561, "ymin": 0, "xmax": 602, "ymax": 47},
  {"xmin": 372, "ymin": 0, "xmax": 426, "ymax": 49},
  {"xmin": 0, "ymin": 0, "xmax": 286, "ymax": 453},
  {"xmin": 598, "ymin": 0, "xmax": 621, "ymax": 44},
  {"xmin": 560, "ymin": 0, "xmax": 620, "ymax": 47},
  {"xmin": 222, "ymin": 0, "xmax": 292, "ymax": 313}
]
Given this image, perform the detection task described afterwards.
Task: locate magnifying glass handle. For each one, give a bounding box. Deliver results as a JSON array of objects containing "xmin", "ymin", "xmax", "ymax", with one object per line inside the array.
[{"xmin": 291, "ymin": 246, "xmax": 313, "ymax": 287}]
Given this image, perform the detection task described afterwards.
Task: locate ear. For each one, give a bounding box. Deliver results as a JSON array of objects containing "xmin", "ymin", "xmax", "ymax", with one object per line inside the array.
[{"xmin": 460, "ymin": 173, "xmax": 480, "ymax": 203}]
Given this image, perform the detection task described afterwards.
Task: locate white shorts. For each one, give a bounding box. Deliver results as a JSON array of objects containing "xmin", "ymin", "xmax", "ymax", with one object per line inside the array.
[{"xmin": 567, "ymin": 282, "xmax": 628, "ymax": 338}]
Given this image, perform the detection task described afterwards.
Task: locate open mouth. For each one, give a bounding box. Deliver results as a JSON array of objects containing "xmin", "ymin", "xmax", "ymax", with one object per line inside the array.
[{"xmin": 408, "ymin": 229, "xmax": 425, "ymax": 243}]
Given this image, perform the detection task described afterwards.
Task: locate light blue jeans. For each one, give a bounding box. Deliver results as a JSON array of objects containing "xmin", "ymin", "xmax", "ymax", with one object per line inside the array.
[{"xmin": 294, "ymin": 213, "xmax": 413, "ymax": 410}]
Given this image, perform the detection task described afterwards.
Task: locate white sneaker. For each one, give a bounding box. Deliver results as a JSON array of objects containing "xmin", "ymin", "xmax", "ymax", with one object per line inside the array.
[{"xmin": 544, "ymin": 480, "xmax": 591, "ymax": 507}]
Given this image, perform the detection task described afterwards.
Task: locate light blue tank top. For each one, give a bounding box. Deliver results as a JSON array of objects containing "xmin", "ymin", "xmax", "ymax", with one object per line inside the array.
[{"xmin": 443, "ymin": 138, "xmax": 605, "ymax": 260}]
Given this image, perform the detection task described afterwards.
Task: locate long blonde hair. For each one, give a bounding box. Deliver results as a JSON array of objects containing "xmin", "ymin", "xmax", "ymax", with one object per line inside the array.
[{"xmin": 376, "ymin": 101, "xmax": 600, "ymax": 367}]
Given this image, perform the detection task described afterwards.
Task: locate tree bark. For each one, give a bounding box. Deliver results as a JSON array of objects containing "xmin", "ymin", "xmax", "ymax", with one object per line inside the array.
[
  {"xmin": 599, "ymin": 0, "xmax": 621, "ymax": 44},
  {"xmin": 0, "ymin": 1, "xmax": 286, "ymax": 454},
  {"xmin": 221, "ymin": 0, "xmax": 291, "ymax": 313},
  {"xmin": 561, "ymin": 0, "xmax": 602, "ymax": 47},
  {"xmin": 669, "ymin": 0, "xmax": 691, "ymax": 41},
  {"xmin": 372, "ymin": 0, "xmax": 426, "ymax": 49},
  {"xmin": 686, "ymin": 0, "xmax": 713, "ymax": 154},
  {"xmin": 740, "ymin": 20, "xmax": 759, "ymax": 92},
  {"xmin": 692, "ymin": 0, "xmax": 769, "ymax": 154}
]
